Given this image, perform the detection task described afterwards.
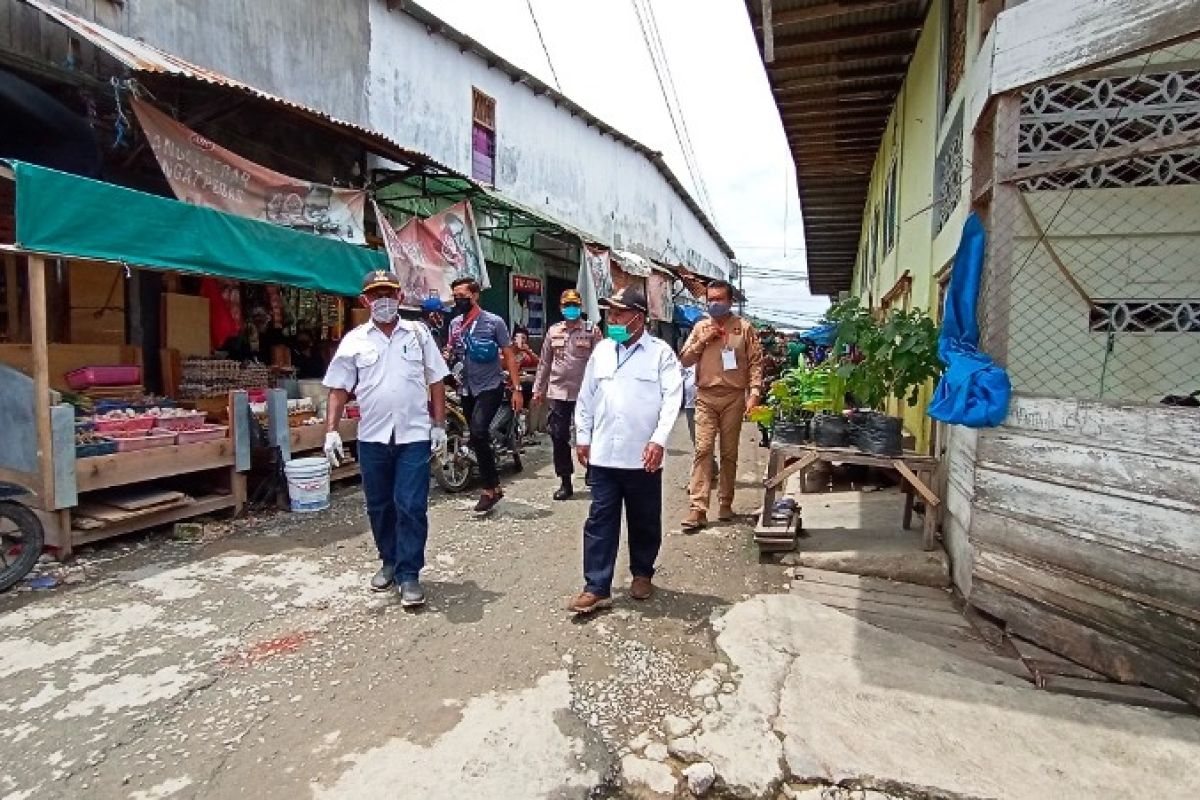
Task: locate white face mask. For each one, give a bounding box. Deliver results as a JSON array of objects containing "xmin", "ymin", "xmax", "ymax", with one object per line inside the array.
[{"xmin": 370, "ymin": 297, "xmax": 400, "ymax": 324}]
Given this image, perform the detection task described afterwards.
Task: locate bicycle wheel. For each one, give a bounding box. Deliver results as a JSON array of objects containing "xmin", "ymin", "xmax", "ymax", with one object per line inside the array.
[
  {"xmin": 0, "ymin": 501, "xmax": 45, "ymax": 593},
  {"xmin": 434, "ymin": 418, "xmax": 473, "ymax": 493}
]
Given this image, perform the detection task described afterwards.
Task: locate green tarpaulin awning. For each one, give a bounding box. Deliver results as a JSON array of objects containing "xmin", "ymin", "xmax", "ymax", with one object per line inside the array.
[{"xmin": 9, "ymin": 160, "xmax": 385, "ymax": 295}]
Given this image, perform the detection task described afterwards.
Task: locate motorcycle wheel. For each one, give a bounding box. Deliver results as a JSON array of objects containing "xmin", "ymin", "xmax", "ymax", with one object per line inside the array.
[
  {"xmin": 0, "ymin": 500, "xmax": 45, "ymax": 593},
  {"xmin": 434, "ymin": 419, "xmax": 473, "ymax": 494},
  {"xmin": 510, "ymin": 417, "xmax": 523, "ymax": 473}
]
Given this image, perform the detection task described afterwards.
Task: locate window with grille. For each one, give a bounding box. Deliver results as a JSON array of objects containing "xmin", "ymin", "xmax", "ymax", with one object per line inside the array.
[
  {"xmin": 471, "ymin": 88, "xmax": 496, "ymax": 184},
  {"xmin": 882, "ymin": 161, "xmax": 898, "ymax": 256}
]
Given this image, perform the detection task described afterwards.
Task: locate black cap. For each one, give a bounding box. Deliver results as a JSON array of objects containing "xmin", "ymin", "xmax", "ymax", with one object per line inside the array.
[
  {"xmin": 600, "ymin": 285, "xmax": 648, "ymax": 314},
  {"xmin": 361, "ymin": 269, "xmax": 402, "ymax": 293}
]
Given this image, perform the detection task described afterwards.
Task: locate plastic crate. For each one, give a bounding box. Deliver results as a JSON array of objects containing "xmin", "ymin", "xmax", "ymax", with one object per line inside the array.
[
  {"xmin": 175, "ymin": 425, "xmax": 228, "ymax": 444},
  {"xmin": 110, "ymin": 431, "xmax": 177, "ymax": 452},
  {"xmin": 76, "ymin": 438, "xmax": 118, "ymax": 459},
  {"xmin": 94, "ymin": 416, "xmax": 156, "ymax": 434},
  {"xmin": 65, "ymin": 365, "xmax": 142, "ymax": 391},
  {"xmin": 152, "ymin": 412, "xmax": 208, "ymax": 431}
]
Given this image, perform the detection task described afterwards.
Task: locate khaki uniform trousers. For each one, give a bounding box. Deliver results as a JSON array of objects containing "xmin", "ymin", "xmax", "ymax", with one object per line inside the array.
[{"xmin": 688, "ymin": 387, "xmax": 746, "ymax": 514}]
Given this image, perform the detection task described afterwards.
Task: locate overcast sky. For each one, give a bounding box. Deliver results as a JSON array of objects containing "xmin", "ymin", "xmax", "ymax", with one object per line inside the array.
[{"xmin": 418, "ymin": 0, "xmax": 829, "ymax": 329}]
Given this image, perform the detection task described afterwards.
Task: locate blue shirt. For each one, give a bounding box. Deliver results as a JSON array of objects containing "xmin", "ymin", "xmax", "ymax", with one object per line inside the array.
[{"xmin": 448, "ymin": 309, "xmax": 511, "ymax": 396}]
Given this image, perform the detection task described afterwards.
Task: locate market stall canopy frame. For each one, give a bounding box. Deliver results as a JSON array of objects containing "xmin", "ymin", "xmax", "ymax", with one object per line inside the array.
[{"xmin": 4, "ymin": 160, "xmax": 386, "ymax": 295}]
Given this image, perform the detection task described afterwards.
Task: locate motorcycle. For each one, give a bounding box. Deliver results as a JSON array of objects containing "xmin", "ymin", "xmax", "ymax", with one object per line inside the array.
[
  {"xmin": 434, "ymin": 379, "xmax": 525, "ymax": 494},
  {"xmin": 0, "ymin": 482, "xmax": 46, "ymax": 593}
]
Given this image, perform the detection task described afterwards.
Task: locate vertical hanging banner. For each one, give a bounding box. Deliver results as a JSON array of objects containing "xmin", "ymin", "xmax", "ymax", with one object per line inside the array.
[
  {"xmin": 373, "ymin": 200, "xmax": 490, "ymax": 303},
  {"xmin": 576, "ymin": 245, "xmax": 613, "ymax": 323},
  {"xmin": 132, "ymin": 97, "xmax": 367, "ymax": 244}
]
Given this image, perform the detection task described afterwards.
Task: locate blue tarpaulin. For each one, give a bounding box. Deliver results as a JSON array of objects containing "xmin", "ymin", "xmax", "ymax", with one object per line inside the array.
[
  {"xmin": 927, "ymin": 213, "xmax": 1012, "ymax": 428},
  {"xmin": 674, "ymin": 304, "xmax": 704, "ymax": 327}
]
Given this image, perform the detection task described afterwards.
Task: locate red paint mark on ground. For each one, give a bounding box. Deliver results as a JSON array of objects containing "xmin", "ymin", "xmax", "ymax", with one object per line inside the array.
[{"xmin": 222, "ymin": 631, "xmax": 314, "ymax": 666}]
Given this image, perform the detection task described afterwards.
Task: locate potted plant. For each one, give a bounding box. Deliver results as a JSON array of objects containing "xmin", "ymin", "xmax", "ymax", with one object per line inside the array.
[
  {"xmin": 826, "ymin": 298, "xmax": 942, "ymax": 455},
  {"xmin": 755, "ymin": 362, "xmax": 846, "ymax": 445}
]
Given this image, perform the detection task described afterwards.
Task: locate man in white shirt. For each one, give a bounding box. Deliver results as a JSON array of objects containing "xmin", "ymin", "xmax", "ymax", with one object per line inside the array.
[
  {"xmin": 570, "ymin": 286, "xmax": 682, "ymax": 615},
  {"xmin": 323, "ymin": 270, "xmax": 450, "ymax": 607}
]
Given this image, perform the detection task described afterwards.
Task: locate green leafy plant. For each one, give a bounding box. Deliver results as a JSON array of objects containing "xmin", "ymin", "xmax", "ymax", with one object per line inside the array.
[
  {"xmin": 825, "ymin": 297, "xmax": 942, "ymax": 410},
  {"xmin": 765, "ymin": 362, "xmax": 845, "ymax": 425}
]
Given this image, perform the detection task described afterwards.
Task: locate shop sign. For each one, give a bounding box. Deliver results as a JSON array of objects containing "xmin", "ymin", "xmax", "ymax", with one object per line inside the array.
[
  {"xmin": 512, "ymin": 275, "xmax": 542, "ymax": 294},
  {"xmin": 133, "ymin": 97, "xmax": 367, "ymax": 244}
]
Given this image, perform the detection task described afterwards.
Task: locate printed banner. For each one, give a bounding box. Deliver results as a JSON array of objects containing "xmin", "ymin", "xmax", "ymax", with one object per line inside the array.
[
  {"xmin": 373, "ymin": 199, "xmax": 490, "ymax": 303},
  {"xmin": 647, "ymin": 273, "xmax": 675, "ymax": 322},
  {"xmin": 510, "ymin": 274, "xmax": 544, "ymax": 336},
  {"xmin": 576, "ymin": 245, "xmax": 614, "ymax": 323},
  {"xmin": 133, "ymin": 97, "xmax": 367, "ymax": 243}
]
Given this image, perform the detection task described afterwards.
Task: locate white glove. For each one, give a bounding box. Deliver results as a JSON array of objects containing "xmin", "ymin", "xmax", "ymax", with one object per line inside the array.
[
  {"xmin": 323, "ymin": 431, "xmax": 344, "ymax": 467},
  {"xmin": 430, "ymin": 426, "xmax": 448, "ymax": 457}
]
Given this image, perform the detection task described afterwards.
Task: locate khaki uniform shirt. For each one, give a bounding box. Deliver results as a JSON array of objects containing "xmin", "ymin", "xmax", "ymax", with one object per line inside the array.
[
  {"xmin": 681, "ymin": 315, "xmax": 764, "ymax": 394},
  {"xmin": 532, "ymin": 320, "xmax": 603, "ymax": 401}
]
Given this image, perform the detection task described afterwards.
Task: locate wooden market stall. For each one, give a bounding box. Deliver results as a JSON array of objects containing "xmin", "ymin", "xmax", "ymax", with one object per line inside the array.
[{"xmin": 0, "ymin": 160, "xmax": 386, "ymax": 556}]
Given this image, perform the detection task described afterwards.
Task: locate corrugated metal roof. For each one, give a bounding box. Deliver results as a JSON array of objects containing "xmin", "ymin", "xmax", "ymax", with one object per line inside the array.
[
  {"xmin": 745, "ymin": 0, "xmax": 931, "ymax": 297},
  {"xmin": 19, "ymin": 0, "xmax": 458, "ymax": 176}
]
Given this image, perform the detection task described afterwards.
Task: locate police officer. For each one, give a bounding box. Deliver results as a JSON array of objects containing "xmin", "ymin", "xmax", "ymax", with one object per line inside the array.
[{"xmin": 532, "ymin": 289, "xmax": 603, "ymax": 501}]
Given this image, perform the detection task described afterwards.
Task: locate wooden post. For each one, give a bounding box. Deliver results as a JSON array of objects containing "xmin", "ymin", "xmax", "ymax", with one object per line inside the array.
[
  {"xmin": 3, "ymin": 253, "xmax": 18, "ymax": 341},
  {"xmin": 27, "ymin": 255, "xmax": 54, "ymax": 509},
  {"xmin": 762, "ymin": 0, "xmax": 774, "ymax": 63}
]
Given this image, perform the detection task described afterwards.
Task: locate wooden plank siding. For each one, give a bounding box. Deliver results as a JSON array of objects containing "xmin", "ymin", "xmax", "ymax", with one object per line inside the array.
[{"xmin": 964, "ymin": 393, "xmax": 1200, "ymax": 706}]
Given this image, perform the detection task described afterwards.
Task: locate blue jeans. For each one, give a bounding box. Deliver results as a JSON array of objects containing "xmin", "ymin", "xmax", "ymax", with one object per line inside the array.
[
  {"xmin": 582, "ymin": 466, "xmax": 663, "ymax": 597},
  {"xmin": 358, "ymin": 439, "xmax": 431, "ymax": 583}
]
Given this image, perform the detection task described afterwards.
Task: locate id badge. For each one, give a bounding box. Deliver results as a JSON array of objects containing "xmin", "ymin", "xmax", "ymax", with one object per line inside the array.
[{"xmin": 721, "ymin": 348, "xmax": 738, "ymax": 371}]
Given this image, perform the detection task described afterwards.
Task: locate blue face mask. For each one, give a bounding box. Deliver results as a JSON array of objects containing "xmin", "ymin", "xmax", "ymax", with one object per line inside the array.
[
  {"xmin": 607, "ymin": 323, "xmax": 630, "ymax": 344},
  {"xmin": 562, "ymin": 305, "xmax": 582, "ymax": 321},
  {"xmin": 708, "ymin": 301, "xmax": 732, "ymax": 318}
]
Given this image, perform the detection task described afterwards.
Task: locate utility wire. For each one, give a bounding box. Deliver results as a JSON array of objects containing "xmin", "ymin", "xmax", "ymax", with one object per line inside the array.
[
  {"xmin": 639, "ymin": 0, "xmax": 716, "ymax": 221},
  {"xmin": 525, "ymin": 0, "xmax": 562, "ymax": 91},
  {"xmin": 629, "ymin": 0, "xmax": 718, "ymax": 225}
]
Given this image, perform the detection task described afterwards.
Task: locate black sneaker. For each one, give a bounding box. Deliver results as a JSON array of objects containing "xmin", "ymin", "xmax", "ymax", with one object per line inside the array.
[
  {"xmin": 474, "ymin": 492, "xmax": 501, "ymax": 515},
  {"xmin": 553, "ymin": 482, "xmax": 573, "ymax": 501}
]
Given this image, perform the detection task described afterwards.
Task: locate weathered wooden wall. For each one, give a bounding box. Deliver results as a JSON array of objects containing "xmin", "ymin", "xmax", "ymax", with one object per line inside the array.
[{"xmin": 963, "ymin": 394, "xmax": 1200, "ymax": 705}]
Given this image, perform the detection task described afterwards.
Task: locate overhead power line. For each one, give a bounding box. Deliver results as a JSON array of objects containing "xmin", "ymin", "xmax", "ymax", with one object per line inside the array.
[
  {"xmin": 525, "ymin": 0, "xmax": 562, "ymax": 91},
  {"xmin": 629, "ymin": 0, "xmax": 718, "ymax": 226}
]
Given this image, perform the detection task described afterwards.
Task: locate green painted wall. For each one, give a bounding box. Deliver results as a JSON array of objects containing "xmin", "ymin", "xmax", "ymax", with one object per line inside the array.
[{"xmin": 847, "ymin": 0, "xmax": 984, "ymax": 453}]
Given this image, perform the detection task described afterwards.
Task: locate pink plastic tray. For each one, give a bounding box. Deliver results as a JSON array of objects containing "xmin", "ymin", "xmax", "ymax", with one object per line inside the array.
[
  {"xmin": 93, "ymin": 416, "xmax": 156, "ymax": 434},
  {"xmin": 110, "ymin": 431, "xmax": 177, "ymax": 452},
  {"xmin": 65, "ymin": 365, "xmax": 141, "ymax": 390},
  {"xmin": 174, "ymin": 425, "xmax": 229, "ymax": 445},
  {"xmin": 152, "ymin": 412, "xmax": 208, "ymax": 431}
]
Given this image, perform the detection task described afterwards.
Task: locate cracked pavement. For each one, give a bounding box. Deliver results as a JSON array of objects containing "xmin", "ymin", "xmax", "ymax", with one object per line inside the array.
[
  {"xmin": 0, "ymin": 422, "xmax": 776, "ymax": 799},
  {"xmin": 3, "ymin": 420, "xmax": 1199, "ymax": 800}
]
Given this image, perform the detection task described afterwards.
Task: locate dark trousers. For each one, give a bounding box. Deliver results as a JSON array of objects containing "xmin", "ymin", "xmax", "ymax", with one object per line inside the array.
[
  {"xmin": 547, "ymin": 399, "xmax": 576, "ymax": 479},
  {"xmin": 583, "ymin": 466, "xmax": 663, "ymax": 597},
  {"xmin": 358, "ymin": 440, "xmax": 431, "ymax": 583},
  {"xmin": 462, "ymin": 387, "xmax": 503, "ymax": 490}
]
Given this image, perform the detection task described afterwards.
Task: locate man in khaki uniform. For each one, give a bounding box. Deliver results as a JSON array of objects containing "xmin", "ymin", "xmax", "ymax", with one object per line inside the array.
[
  {"xmin": 532, "ymin": 289, "xmax": 603, "ymax": 500},
  {"xmin": 679, "ymin": 280, "xmax": 764, "ymax": 530}
]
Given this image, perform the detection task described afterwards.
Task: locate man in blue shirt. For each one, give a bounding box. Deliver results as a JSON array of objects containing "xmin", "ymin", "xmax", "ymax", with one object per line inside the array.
[{"xmin": 446, "ymin": 277, "xmax": 524, "ymax": 514}]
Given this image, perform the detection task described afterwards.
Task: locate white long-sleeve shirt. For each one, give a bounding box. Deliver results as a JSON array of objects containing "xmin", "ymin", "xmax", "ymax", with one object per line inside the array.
[{"xmin": 575, "ymin": 334, "xmax": 682, "ymax": 470}]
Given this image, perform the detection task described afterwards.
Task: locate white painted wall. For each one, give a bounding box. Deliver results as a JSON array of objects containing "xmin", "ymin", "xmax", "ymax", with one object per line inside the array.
[{"xmin": 366, "ymin": 2, "xmax": 730, "ymax": 279}]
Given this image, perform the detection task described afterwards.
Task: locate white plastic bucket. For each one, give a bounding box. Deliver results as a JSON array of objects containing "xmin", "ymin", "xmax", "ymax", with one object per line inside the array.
[{"xmin": 285, "ymin": 457, "xmax": 331, "ymax": 513}]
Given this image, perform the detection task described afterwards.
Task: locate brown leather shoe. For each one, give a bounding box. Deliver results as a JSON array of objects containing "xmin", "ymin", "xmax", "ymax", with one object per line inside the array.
[
  {"xmin": 629, "ymin": 576, "xmax": 654, "ymax": 601},
  {"xmin": 717, "ymin": 504, "xmax": 735, "ymax": 521},
  {"xmin": 681, "ymin": 510, "xmax": 707, "ymax": 531},
  {"xmin": 567, "ymin": 591, "xmax": 612, "ymax": 615}
]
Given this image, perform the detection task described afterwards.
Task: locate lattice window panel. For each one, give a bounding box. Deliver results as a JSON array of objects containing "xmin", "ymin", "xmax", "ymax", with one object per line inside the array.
[
  {"xmin": 933, "ymin": 108, "xmax": 964, "ymax": 236},
  {"xmin": 1018, "ymin": 70, "xmax": 1200, "ymax": 189},
  {"xmin": 1089, "ymin": 300, "xmax": 1200, "ymax": 333}
]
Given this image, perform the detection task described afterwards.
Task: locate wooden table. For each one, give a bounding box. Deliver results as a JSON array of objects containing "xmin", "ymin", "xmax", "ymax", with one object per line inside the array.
[{"xmin": 757, "ymin": 443, "xmax": 941, "ymax": 553}]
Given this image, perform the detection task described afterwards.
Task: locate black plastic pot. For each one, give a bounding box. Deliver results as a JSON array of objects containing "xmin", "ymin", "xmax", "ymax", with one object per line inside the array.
[
  {"xmin": 850, "ymin": 410, "xmax": 903, "ymax": 456},
  {"xmin": 772, "ymin": 420, "xmax": 806, "ymax": 445},
  {"xmin": 811, "ymin": 413, "xmax": 850, "ymax": 447}
]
